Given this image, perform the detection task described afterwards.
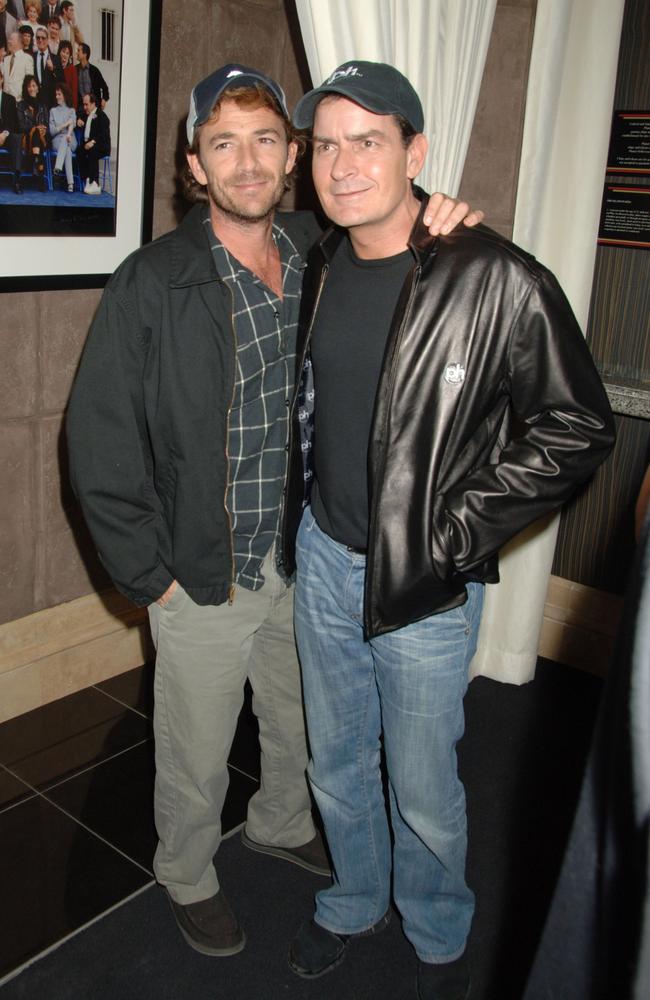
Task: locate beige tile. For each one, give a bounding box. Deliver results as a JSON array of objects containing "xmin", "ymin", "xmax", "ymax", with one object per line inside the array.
[
  {"xmin": 545, "ymin": 575, "xmax": 622, "ymax": 634},
  {"xmin": 0, "ymin": 423, "xmax": 36, "ymax": 626},
  {"xmin": 0, "ymin": 588, "xmax": 144, "ymax": 674},
  {"xmin": 37, "ymin": 521, "xmax": 110, "ymax": 612},
  {"xmin": 0, "ymin": 623, "xmax": 152, "ymax": 723},
  {"xmin": 40, "ymin": 414, "xmax": 77, "ymax": 533},
  {"xmin": 39, "ymin": 288, "xmax": 100, "ymax": 413},
  {"xmin": 39, "ymin": 624, "xmax": 153, "ymax": 707},
  {"xmin": 0, "ymin": 295, "xmax": 39, "ymax": 419},
  {"xmin": 539, "ymin": 616, "xmax": 614, "ymax": 677},
  {"xmin": 0, "ymin": 662, "xmax": 43, "ymax": 723}
]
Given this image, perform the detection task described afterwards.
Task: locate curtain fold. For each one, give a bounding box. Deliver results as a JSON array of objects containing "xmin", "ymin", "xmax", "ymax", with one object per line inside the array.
[
  {"xmin": 293, "ymin": 0, "xmax": 496, "ymax": 194},
  {"xmin": 471, "ymin": 0, "xmax": 625, "ymax": 684}
]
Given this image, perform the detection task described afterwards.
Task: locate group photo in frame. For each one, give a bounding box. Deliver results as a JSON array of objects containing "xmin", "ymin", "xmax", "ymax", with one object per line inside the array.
[{"xmin": 0, "ymin": 0, "xmax": 159, "ymax": 286}]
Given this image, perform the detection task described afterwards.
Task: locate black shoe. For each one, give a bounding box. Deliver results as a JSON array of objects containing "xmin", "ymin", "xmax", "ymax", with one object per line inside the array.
[
  {"xmin": 54, "ymin": 167, "xmax": 63, "ymax": 176},
  {"xmin": 14, "ymin": 178, "xmax": 22, "ymax": 194},
  {"xmin": 416, "ymin": 952, "xmax": 471, "ymax": 1000},
  {"xmin": 166, "ymin": 888, "xmax": 245, "ymax": 956},
  {"xmin": 288, "ymin": 911, "xmax": 391, "ymax": 978},
  {"xmin": 241, "ymin": 828, "xmax": 331, "ymax": 876}
]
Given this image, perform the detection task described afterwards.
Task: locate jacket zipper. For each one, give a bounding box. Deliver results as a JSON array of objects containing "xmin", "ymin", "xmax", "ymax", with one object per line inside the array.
[
  {"xmin": 364, "ymin": 265, "xmax": 421, "ymax": 631},
  {"xmin": 223, "ymin": 285, "xmax": 237, "ymax": 603},
  {"xmin": 279, "ymin": 263, "xmax": 329, "ymax": 549}
]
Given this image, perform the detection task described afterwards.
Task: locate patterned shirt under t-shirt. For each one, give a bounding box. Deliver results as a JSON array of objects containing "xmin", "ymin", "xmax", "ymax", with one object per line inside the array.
[{"xmin": 206, "ymin": 215, "xmax": 306, "ymax": 591}]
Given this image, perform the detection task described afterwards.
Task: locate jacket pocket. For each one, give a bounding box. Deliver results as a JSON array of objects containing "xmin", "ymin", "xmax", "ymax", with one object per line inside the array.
[{"xmin": 431, "ymin": 493, "xmax": 454, "ymax": 579}]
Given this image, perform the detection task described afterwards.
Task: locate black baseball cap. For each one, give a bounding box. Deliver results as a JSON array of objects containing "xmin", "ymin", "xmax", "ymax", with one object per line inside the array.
[
  {"xmin": 186, "ymin": 63, "xmax": 289, "ymax": 143},
  {"xmin": 293, "ymin": 60, "xmax": 424, "ymax": 133}
]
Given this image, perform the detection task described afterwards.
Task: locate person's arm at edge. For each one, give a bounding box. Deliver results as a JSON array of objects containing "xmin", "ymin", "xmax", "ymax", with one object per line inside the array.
[
  {"xmin": 423, "ymin": 191, "xmax": 484, "ymax": 235},
  {"xmin": 278, "ymin": 192, "xmax": 485, "ymax": 245}
]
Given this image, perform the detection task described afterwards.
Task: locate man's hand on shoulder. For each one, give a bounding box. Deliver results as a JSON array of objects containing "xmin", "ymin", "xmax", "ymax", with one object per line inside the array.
[
  {"xmin": 424, "ymin": 192, "xmax": 484, "ymax": 236},
  {"xmin": 156, "ymin": 580, "xmax": 178, "ymax": 607}
]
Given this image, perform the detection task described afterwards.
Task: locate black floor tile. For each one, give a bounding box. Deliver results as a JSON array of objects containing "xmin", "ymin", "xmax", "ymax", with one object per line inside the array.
[
  {"xmin": 0, "ymin": 766, "xmax": 35, "ymax": 812},
  {"xmin": 223, "ymin": 765, "xmax": 259, "ymax": 834},
  {"xmin": 0, "ymin": 795, "xmax": 151, "ymax": 979},
  {"xmin": 44, "ymin": 738, "xmax": 258, "ymax": 872},
  {"xmin": 96, "ymin": 662, "xmax": 155, "ymax": 718},
  {"xmin": 0, "ymin": 686, "xmax": 151, "ymax": 791},
  {"xmin": 44, "ymin": 740, "xmax": 158, "ymax": 872},
  {"xmin": 98, "ymin": 666, "xmax": 262, "ymax": 780}
]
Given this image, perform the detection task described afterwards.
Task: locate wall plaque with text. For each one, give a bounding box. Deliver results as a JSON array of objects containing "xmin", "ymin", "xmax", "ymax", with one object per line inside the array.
[
  {"xmin": 598, "ymin": 185, "xmax": 650, "ymax": 249},
  {"xmin": 606, "ymin": 111, "xmax": 650, "ymax": 174}
]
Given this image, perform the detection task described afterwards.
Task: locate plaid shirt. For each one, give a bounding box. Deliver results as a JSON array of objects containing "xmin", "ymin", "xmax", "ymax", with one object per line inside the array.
[{"xmin": 207, "ymin": 219, "xmax": 306, "ymax": 591}]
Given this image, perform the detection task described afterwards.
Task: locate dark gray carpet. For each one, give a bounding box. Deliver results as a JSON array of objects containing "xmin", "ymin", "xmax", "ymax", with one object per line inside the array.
[{"xmin": 1, "ymin": 659, "xmax": 602, "ymax": 1000}]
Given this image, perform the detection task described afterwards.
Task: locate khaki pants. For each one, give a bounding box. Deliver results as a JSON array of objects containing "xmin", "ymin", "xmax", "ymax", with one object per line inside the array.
[{"xmin": 148, "ymin": 549, "xmax": 314, "ymax": 904}]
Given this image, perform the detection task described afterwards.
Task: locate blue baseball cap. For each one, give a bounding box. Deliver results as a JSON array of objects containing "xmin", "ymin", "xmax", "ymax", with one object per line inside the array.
[{"xmin": 186, "ymin": 63, "xmax": 290, "ymax": 143}]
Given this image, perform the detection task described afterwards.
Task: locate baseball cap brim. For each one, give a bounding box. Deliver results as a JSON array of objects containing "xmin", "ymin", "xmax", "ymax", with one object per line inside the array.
[
  {"xmin": 293, "ymin": 85, "xmax": 414, "ymax": 130},
  {"xmin": 293, "ymin": 61, "xmax": 424, "ymax": 133}
]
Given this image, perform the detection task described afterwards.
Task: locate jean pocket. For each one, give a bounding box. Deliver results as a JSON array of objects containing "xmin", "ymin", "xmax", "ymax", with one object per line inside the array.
[
  {"xmin": 159, "ymin": 581, "xmax": 186, "ymax": 612},
  {"xmin": 454, "ymin": 582, "xmax": 483, "ymax": 631},
  {"xmin": 302, "ymin": 505, "xmax": 317, "ymax": 533}
]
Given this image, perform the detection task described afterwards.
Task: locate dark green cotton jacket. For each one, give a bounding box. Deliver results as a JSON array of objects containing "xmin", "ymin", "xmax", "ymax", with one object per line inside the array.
[{"xmin": 67, "ymin": 203, "xmax": 323, "ymax": 607}]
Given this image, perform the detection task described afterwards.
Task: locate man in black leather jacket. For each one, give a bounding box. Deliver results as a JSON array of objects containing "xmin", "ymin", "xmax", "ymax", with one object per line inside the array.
[{"xmin": 283, "ymin": 61, "xmax": 615, "ymax": 1000}]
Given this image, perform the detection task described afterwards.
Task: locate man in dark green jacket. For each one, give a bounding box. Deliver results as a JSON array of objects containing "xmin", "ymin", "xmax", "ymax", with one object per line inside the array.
[{"xmin": 67, "ymin": 62, "xmax": 479, "ymax": 959}]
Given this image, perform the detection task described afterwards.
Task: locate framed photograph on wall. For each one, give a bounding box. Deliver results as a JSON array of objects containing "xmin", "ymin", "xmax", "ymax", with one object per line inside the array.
[{"xmin": 0, "ymin": 0, "xmax": 161, "ymax": 289}]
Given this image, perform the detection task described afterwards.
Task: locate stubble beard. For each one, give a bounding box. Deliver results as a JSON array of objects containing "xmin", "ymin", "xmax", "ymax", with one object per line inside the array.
[{"xmin": 206, "ymin": 171, "xmax": 287, "ymax": 225}]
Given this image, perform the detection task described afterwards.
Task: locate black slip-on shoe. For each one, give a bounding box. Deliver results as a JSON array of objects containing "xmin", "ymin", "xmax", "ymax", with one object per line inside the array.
[
  {"xmin": 416, "ymin": 951, "xmax": 471, "ymax": 1000},
  {"xmin": 288, "ymin": 911, "xmax": 391, "ymax": 978},
  {"xmin": 241, "ymin": 828, "xmax": 331, "ymax": 877},
  {"xmin": 166, "ymin": 888, "xmax": 245, "ymax": 957}
]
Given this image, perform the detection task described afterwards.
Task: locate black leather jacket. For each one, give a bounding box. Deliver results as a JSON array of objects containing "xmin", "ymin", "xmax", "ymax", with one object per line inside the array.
[{"xmin": 281, "ymin": 200, "xmax": 615, "ymax": 639}]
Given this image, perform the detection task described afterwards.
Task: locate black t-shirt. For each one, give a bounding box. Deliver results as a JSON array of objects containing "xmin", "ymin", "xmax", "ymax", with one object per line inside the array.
[{"xmin": 310, "ymin": 236, "xmax": 412, "ymax": 549}]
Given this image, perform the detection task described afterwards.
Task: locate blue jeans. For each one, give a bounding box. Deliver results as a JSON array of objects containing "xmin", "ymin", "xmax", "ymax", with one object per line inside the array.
[{"xmin": 294, "ymin": 507, "xmax": 484, "ymax": 962}]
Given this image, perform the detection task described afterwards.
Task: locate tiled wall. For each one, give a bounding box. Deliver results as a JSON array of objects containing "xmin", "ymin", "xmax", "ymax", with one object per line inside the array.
[
  {"xmin": 1, "ymin": 287, "xmax": 108, "ymax": 626},
  {"xmin": 0, "ymin": 0, "xmax": 536, "ymax": 629},
  {"xmin": 151, "ymin": 0, "xmax": 311, "ymax": 240}
]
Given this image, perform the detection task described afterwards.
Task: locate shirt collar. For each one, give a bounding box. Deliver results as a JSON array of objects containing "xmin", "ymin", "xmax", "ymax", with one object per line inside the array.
[{"xmin": 208, "ymin": 220, "xmax": 307, "ymax": 285}]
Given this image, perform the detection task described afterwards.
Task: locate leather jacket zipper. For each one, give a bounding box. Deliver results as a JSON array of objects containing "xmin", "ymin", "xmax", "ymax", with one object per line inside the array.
[{"xmin": 364, "ymin": 265, "xmax": 421, "ymax": 630}]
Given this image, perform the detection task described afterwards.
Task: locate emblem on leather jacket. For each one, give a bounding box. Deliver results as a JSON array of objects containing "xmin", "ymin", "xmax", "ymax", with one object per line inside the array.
[{"xmin": 444, "ymin": 363, "xmax": 466, "ymax": 385}]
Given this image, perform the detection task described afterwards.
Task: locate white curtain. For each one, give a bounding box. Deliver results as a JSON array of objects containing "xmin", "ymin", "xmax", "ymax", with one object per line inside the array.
[
  {"xmin": 294, "ymin": 0, "xmax": 496, "ymax": 195},
  {"xmin": 470, "ymin": 0, "xmax": 625, "ymax": 684}
]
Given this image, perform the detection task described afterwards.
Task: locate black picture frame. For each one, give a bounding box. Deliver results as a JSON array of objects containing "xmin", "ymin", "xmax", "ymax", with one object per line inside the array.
[{"xmin": 0, "ymin": 0, "xmax": 162, "ymax": 292}]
